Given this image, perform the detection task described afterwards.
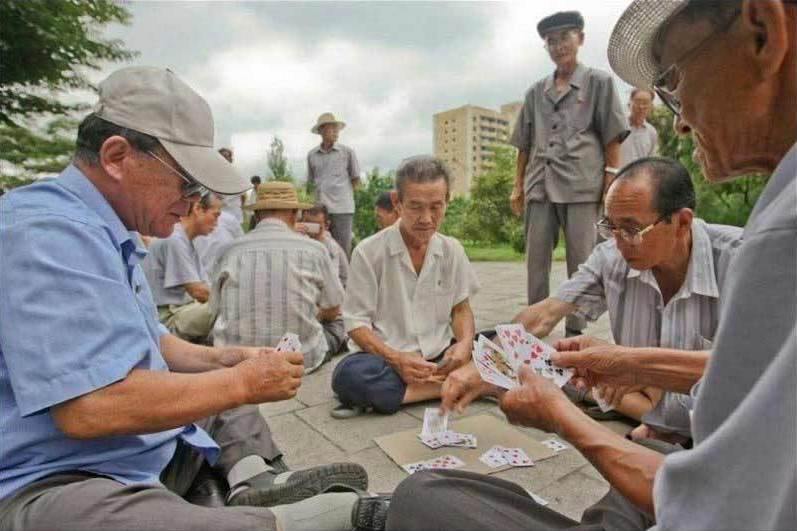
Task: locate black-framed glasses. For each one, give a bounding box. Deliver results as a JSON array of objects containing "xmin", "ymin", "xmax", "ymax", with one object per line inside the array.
[
  {"xmin": 595, "ymin": 215, "xmax": 668, "ymax": 245},
  {"xmin": 146, "ymin": 151, "xmax": 206, "ymax": 198},
  {"xmin": 653, "ymin": 9, "xmax": 741, "ymax": 116}
]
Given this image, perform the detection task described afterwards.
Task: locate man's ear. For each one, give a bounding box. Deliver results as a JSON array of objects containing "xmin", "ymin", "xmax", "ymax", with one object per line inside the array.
[
  {"xmin": 98, "ymin": 136, "xmax": 134, "ymax": 184},
  {"xmin": 390, "ymin": 190, "xmax": 400, "ymax": 211},
  {"xmin": 676, "ymin": 208, "xmax": 694, "ymax": 236},
  {"xmin": 741, "ymin": 0, "xmax": 790, "ymax": 81}
]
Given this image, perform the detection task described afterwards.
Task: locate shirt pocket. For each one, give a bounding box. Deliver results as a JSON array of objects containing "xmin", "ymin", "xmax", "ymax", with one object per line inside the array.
[
  {"xmin": 564, "ymin": 95, "xmax": 593, "ymax": 140},
  {"xmin": 434, "ymin": 278, "xmax": 455, "ymax": 324}
]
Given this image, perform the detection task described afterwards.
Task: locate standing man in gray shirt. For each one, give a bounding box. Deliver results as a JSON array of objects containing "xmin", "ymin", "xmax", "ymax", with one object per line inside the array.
[
  {"xmin": 620, "ymin": 89, "xmax": 659, "ymax": 167},
  {"xmin": 307, "ymin": 112, "xmax": 361, "ymax": 257},
  {"xmin": 510, "ymin": 10, "xmax": 629, "ymax": 337}
]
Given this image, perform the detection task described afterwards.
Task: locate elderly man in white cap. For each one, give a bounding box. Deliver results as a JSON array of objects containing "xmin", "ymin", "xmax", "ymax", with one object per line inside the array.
[
  {"xmin": 306, "ymin": 112, "xmax": 361, "ymax": 257},
  {"xmin": 0, "ymin": 66, "xmax": 389, "ymax": 531},
  {"xmin": 383, "ymin": 2, "xmax": 796, "ymax": 530}
]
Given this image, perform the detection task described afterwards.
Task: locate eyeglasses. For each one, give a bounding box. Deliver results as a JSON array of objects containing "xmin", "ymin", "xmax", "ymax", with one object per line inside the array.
[
  {"xmin": 595, "ymin": 215, "xmax": 668, "ymax": 245},
  {"xmin": 146, "ymin": 151, "xmax": 206, "ymax": 198},
  {"xmin": 653, "ymin": 9, "xmax": 742, "ymax": 116}
]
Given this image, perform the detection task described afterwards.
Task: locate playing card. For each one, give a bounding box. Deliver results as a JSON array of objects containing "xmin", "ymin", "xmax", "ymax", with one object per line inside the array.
[
  {"xmin": 542, "ymin": 350, "xmax": 574, "ymax": 387},
  {"xmin": 495, "ymin": 324, "xmax": 533, "ymax": 370},
  {"xmin": 440, "ymin": 431, "xmax": 477, "ymax": 448},
  {"xmin": 593, "ymin": 387, "xmax": 614, "ymax": 412},
  {"xmin": 502, "ymin": 447, "xmax": 534, "ymax": 467},
  {"xmin": 421, "ymin": 408, "xmax": 449, "ymax": 437},
  {"xmin": 418, "ymin": 434, "xmax": 445, "ymax": 449},
  {"xmin": 402, "ymin": 460, "xmax": 429, "ymax": 474},
  {"xmin": 479, "ymin": 445, "xmax": 508, "ymax": 468},
  {"xmin": 275, "ymin": 333, "xmax": 301, "ymax": 352},
  {"xmin": 525, "ymin": 490, "xmax": 549, "ymax": 506},
  {"xmin": 473, "ymin": 335, "xmax": 517, "ymax": 390},
  {"xmin": 424, "ymin": 454, "xmax": 465, "ymax": 470},
  {"xmin": 540, "ymin": 438, "xmax": 568, "ymax": 452}
]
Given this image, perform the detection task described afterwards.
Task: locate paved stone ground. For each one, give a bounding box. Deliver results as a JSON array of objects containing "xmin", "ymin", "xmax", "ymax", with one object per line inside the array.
[{"xmin": 260, "ymin": 261, "xmax": 630, "ymax": 522}]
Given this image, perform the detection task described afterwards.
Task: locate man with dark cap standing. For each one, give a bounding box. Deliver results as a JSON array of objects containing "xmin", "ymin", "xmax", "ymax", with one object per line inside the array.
[{"xmin": 510, "ymin": 10, "xmax": 629, "ymax": 337}]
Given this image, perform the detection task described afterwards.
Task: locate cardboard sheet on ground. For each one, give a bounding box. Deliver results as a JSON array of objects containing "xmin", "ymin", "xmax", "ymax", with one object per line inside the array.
[{"xmin": 374, "ymin": 414, "xmax": 557, "ymax": 475}]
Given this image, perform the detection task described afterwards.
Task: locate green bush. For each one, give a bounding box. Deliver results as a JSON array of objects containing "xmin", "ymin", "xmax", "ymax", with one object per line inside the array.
[{"xmin": 352, "ymin": 168, "xmax": 395, "ymax": 241}]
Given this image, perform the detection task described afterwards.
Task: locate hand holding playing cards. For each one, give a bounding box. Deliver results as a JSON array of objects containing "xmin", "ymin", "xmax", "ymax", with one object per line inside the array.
[
  {"xmin": 499, "ymin": 366, "xmax": 574, "ymax": 434},
  {"xmin": 440, "ymin": 361, "xmax": 503, "ymax": 414},
  {"xmin": 218, "ymin": 346, "xmax": 276, "ymax": 368},
  {"xmin": 235, "ymin": 350, "xmax": 304, "ymax": 404},
  {"xmin": 552, "ymin": 337, "xmax": 639, "ymax": 391},
  {"xmin": 392, "ymin": 351, "xmax": 437, "ymax": 384},
  {"xmin": 434, "ymin": 341, "xmax": 472, "ymax": 379}
]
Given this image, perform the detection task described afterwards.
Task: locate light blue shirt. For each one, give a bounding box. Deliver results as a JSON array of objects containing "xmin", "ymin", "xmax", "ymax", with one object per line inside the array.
[{"xmin": 0, "ymin": 165, "xmax": 219, "ymax": 501}]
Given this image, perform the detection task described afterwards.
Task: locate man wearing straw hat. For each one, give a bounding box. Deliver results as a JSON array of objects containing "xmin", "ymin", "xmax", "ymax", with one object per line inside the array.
[
  {"xmin": 385, "ymin": 1, "xmax": 796, "ymax": 530},
  {"xmin": 0, "ymin": 66, "xmax": 386, "ymax": 531},
  {"xmin": 211, "ymin": 181, "xmax": 346, "ymax": 374},
  {"xmin": 307, "ymin": 112, "xmax": 361, "ymax": 257}
]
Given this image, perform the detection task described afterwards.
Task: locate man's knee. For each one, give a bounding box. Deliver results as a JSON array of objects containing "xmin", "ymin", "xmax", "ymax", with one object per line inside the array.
[{"xmin": 331, "ymin": 353, "xmax": 404, "ymax": 414}]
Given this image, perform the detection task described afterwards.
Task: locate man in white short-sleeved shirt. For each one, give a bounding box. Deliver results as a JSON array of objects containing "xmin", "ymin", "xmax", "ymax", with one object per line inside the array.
[{"xmin": 331, "ymin": 155, "xmax": 480, "ymax": 418}]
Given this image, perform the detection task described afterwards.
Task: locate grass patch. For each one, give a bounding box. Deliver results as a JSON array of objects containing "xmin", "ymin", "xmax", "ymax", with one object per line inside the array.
[{"xmin": 463, "ymin": 242, "xmax": 567, "ymax": 262}]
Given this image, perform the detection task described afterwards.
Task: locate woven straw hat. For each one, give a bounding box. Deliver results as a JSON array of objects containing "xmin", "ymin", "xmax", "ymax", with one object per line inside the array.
[
  {"xmin": 608, "ymin": 0, "xmax": 689, "ymax": 89},
  {"xmin": 311, "ymin": 112, "xmax": 346, "ymax": 135},
  {"xmin": 243, "ymin": 181, "xmax": 313, "ymax": 211}
]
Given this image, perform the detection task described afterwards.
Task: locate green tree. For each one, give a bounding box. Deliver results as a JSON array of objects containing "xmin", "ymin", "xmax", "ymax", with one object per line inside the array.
[
  {"xmin": 352, "ymin": 167, "xmax": 395, "ymax": 240},
  {"xmin": 461, "ymin": 145, "xmax": 524, "ymax": 250},
  {"xmin": 439, "ymin": 195, "xmax": 469, "ymax": 240},
  {"xmin": 649, "ymin": 106, "xmax": 766, "ymax": 226},
  {"xmin": 0, "ymin": 0, "xmax": 136, "ymax": 185},
  {"xmin": 267, "ymin": 136, "xmax": 294, "ymax": 183}
]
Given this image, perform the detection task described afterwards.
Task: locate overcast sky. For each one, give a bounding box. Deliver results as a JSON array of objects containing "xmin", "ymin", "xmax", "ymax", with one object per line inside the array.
[{"xmin": 102, "ymin": 1, "xmax": 635, "ymax": 179}]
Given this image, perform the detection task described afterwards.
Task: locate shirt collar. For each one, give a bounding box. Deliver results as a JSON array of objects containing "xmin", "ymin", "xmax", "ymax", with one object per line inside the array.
[
  {"xmin": 386, "ymin": 223, "xmax": 444, "ymax": 258},
  {"xmin": 544, "ymin": 62, "xmax": 587, "ymax": 93},
  {"xmin": 254, "ymin": 217, "xmax": 293, "ymax": 231},
  {"xmin": 626, "ymin": 220, "xmax": 719, "ymax": 299},
  {"xmin": 315, "ymin": 143, "xmax": 340, "ymax": 154},
  {"xmin": 57, "ymin": 164, "xmax": 141, "ymax": 256}
]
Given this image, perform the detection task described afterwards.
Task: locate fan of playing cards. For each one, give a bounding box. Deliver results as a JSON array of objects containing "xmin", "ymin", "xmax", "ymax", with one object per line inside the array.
[
  {"xmin": 275, "ymin": 333, "xmax": 302, "ymax": 352},
  {"xmin": 472, "ymin": 324, "xmax": 574, "ymax": 390}
]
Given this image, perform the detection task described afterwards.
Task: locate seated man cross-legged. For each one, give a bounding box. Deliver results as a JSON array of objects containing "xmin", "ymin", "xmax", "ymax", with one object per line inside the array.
[
  {"xmin": 512, "ymin": 157, "xmax": 741, "ymax": 444},
  {"xmin": 331, "ymin": 155, "xmax": 480, "ymax": 418}
]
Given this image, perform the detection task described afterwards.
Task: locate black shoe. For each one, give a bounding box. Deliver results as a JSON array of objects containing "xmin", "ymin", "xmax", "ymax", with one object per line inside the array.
[
  {"xmin": 226, "ymin": 462, "xmax": 369, "ymax": 508},
  {"xmin": 352, "ymin": 493, "xmax": 391, "ymax": 531},
  {"xmin": 184, "ymin": 463, "xmax": 229, "ymax": 507}
]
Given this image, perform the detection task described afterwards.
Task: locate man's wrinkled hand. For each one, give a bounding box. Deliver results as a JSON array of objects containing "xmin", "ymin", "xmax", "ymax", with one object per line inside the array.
[
  {"xmin": 551, "ymin": 340, "xmax": 637, "ymax": 391},
  {"xmin": 440, "ymin": 361, "xmax": 503, "ymax": 414},
  {"xmin": 235, "ymin": 350, "xmax": 304, "ymax": 404},
  {"xmin": 499, "ymin": 366, "xmax": 573, "ymax": 434},
  {"xmin": 510, "ymin": 185, "xmax": 525, "ymax": 217},
  {"xmin": 394, "ymin": 352, "xmax": 437, "ymax": 384},
  {"xmin": 512, "ymin": 306, "xmax": 555, "ymax": 338},
  {"xmin": 219, "ymin": 346, "xmax": 276, "ymax": 368},
  {"xmin": 433, "ymin": 341, "xmax": 472, "ymax": 379}
]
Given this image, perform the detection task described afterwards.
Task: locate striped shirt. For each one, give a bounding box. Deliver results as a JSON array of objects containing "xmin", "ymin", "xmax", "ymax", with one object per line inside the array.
[
  {"xmin": 555, "ymin": 219, "xmax": 743, "ymax": 436},
  {"xmin": 306, "ymin": 143, "xmax": 360, "ymax": 214},
  {"xmin": 210, "ymin": 218, "xmax": 344, "ymax": 372}
]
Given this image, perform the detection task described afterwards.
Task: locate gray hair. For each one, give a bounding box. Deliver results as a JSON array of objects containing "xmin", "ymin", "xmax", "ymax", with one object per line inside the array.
[{"xmin": 395, "ymin": 155, "xmax": 450, "ymax": 201}]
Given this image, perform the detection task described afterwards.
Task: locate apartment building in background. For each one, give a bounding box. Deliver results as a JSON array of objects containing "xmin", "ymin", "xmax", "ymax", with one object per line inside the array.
[{"xmin": 433, "ymin": 101, "xmax": 522, "ymax": 197}]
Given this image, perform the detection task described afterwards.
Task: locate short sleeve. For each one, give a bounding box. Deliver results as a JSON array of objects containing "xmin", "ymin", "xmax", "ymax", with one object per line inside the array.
[
  {"xmin": 0, "ymin": 216, "xmax": 152, "ymax": 416},
  {"xmin": 451, "ymin": 241, "xmax": 480, "ymax": 306},
  {"xmin": 162, "ymin": 236, "xmax": 203, "ymax": 289},
  {"xmin": 553, "ymin": 246, "xmax": 609, "ymax": 321},
  {"xmin": 510, "ymin": 92, "xmax": 534, "ymax": 151},
  {"xmin": 318, "ymin": 252, "xmax": 344, "ymax": 310},
  {"xmin": 595, "ymin": 76, "xmax": 630, "ymax": 147},
  {"xmin": 343, "ymin": 247, "xmax": 378, "ymax": 333},
  {"xmin": 306, "ymin": 153, "xmax": 316, "ymax": 185},
  {"xmin": 347, "ymin": 148, "xmax": 361, "ymax": 181}
]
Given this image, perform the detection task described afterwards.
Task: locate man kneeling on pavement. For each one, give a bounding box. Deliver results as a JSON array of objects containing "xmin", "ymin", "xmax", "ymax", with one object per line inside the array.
[
  {"xmin": 0, "ymin": 66, "xmax": 387, "ymax": 531},
  {"xmin": 330, "ymin": 155, "xmax": 480, "ymax": 419}
]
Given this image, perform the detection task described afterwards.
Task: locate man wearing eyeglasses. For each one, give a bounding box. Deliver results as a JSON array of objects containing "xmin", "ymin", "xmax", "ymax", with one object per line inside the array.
[
  {"xmin": 510, "ymin": 10, "xmax": 629, "ymax": 339},
  {"xmin": 385, "ymin": 1, "xmax": 796, "ymax": 530},
  {"xmin": 0, "ymin": 67, "xmax": 384, "ymax": 531}
]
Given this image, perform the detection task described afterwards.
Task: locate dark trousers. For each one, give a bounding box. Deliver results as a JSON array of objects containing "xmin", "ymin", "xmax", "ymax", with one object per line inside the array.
[
  {"xmin": 0, "ymin": 406, "xmax": 281, "ymax": 531},
  {"xmin": 386, "ymin": 469, "xmax": 654, "ymax": 531},
  {"xmin": 328, "ymin": 213, "xmax": 354, "ymax": 258}
]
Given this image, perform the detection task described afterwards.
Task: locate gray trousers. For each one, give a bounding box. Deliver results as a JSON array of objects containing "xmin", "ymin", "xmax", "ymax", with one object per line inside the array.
[
  {"xmin": 328, "ymin": 213, "xmax": 354, "ymax": 258},
  {"xmin": 386, "ymin": 469, "xmax": 654, "ymax": 531},
  {"xmin": 525, "ymin": 201, "xmax": 601, "ymax": 333},
  {"xmin": 0, "ymin": 405, "xmax": 281, "ymax": 531}
]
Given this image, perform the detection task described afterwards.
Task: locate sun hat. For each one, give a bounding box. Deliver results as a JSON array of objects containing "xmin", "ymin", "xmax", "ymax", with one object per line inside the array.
[
  {"xmin": 537, "ymin": 11, "xmax": 585, "ymax": 39},
  {"xmin": 93, "ymin": 66, "xmax": 249, "ymax": 195},
  {"xmin": 608, "ymin": 0, "xmax": 690, "ymax": 89},
  {"xmin": 243, "ymin": 181, "xmax": 313, "ymax": 211},
  {"xmin": 311, "ymin": 112, "xmax": 346, "ymax": 135}
]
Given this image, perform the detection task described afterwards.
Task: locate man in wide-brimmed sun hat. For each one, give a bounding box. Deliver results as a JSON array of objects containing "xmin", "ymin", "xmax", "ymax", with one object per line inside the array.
[
  {"xmin": 306, "ymin": 112, "xmax": 361, "ymax": 258},
  {"xmin": 509, "ymin": 10, "xmax": 630, "ymax": 340},
  {"xmin": 211, "ymin": 181, "xmax": 346, "ymax": 375},
  {"xmin": 384, "ymin": 2, "xmax": 796, "ymax": 530},
  {"xmin": 0, "ymin": 66, "xmax": 386, "ymax": 531}
]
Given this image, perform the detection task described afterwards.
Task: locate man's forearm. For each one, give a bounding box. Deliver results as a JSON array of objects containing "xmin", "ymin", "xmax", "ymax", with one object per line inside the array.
[
  {"xmin": 349, "ymin": 326, "xmax": 399, "ymax": 364},
  {"xmin": 556, "ymin": 402, "xmax": 662, "ymax": 515},
  {"xmin": 52, "ymin": 368, "xmax": 244, "ymax": 439},
  {"xmin": 625, "ymin": 348, "xmax": 709, "ymax": 394},
  {"xmin": 161, "ymin": 333, "xmax": 223, "ymax": 373},
  {"xmin": 450, "ymin": 301, "xmax": 475, "ymax": 344},
  {"xmin": 515, "ymin": 150, "xmax": 529, "ymax": 188}
]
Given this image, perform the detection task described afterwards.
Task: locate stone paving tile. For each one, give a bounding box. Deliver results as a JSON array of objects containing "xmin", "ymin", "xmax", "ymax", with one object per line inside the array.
[
  {"xmin": 267, "ymin": 412, "xmax": 347, "ymax": 470},
  {"xmin": 537, "ymin": 470, "xmax": 610, "ymax": 521},
  {"xmin": 345, "ymin": 447, "xmax": 409, "ymax": 494},
  {"xmin": 258, "ymin": 398, "xmax": 304, "ymax": 419},
  {"xmin": 296, "ymin": 368, "xmax": 337, "ymax": 407},
  {"xmin": 296, "ymin": 403, "xmax": 421, "ymax": 454}
]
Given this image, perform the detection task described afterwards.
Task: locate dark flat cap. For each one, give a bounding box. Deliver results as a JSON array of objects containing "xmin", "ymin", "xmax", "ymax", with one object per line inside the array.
[{"xmin": 537, "ymin": 11, "xmax": 585, "ymax": 39}]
